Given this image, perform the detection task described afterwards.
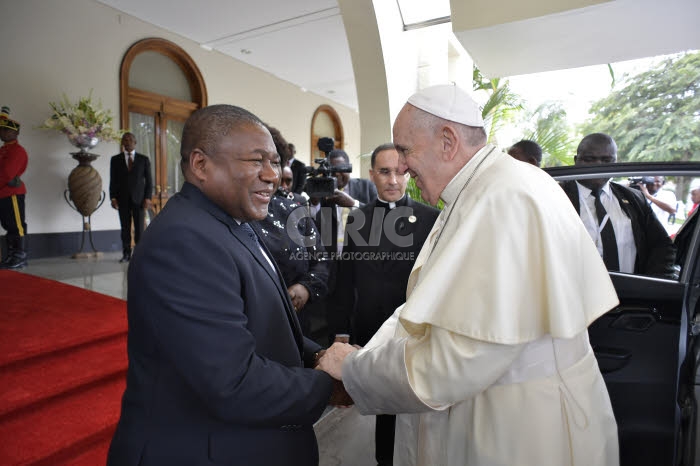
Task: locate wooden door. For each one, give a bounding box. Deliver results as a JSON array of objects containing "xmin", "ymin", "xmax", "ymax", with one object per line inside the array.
[{"xmin": 127, "ymin": 89, "xmax": 197, "ymax": 213}]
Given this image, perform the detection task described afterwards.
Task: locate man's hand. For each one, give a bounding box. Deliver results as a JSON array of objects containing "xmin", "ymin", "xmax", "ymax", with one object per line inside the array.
[
  {"xmin": 288, "ymin": 284, "xmax": 310, "ymax": 311},
  {"xmin": 142, "ymin": 198, "xmax": 152, "ymax": 209},
  {"xmin": 639, "ymin": 184, "xmax": 651, "ymax": 198},
  {"xmin": 329, "ymin": 379, "xmax": 354, "ymax": 407},
  {"xmin": 111, "ymin": 199, "xmax": 118, "ymax": 210},
  {"xmin": 327, "ymin": 189, "xmax": 356, "ymax": 208},
  {"xmin": 316, "ymin": 342, "xmax": 358, "ymax": 379}
]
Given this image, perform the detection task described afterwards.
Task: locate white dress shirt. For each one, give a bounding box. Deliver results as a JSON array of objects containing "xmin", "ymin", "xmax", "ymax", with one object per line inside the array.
[{"xmin": 576, "ymin": 181, "xmax": 637, "ymax": 273}]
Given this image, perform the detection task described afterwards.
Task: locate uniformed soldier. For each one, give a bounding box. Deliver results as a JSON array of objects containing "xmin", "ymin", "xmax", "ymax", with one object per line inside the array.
[{"xmin": 0, "ymin": 106, "xmax": 29, "ymax": 269}]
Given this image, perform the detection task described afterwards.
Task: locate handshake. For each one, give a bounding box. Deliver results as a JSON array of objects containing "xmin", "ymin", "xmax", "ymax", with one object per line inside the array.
[{"xmin": 313, "ymin": 342, "xmax": 361, "ymax": 407}]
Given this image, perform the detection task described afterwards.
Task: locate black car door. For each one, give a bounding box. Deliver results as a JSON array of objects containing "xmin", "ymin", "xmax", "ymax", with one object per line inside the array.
[{"xmin": 545, "ymin": 162, "xmax": 700, "ymax": 466}]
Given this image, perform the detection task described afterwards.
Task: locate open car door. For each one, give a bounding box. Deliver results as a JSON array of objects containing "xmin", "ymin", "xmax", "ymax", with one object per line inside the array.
[{"xmin": 545, "ymin": 162, "xmax": 700, "ymax": 466}]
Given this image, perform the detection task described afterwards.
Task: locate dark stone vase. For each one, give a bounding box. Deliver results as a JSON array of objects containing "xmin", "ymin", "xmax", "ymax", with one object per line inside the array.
[{"xmin": 68, "ymin": 150, "xmax": 102, "ymax": 217}]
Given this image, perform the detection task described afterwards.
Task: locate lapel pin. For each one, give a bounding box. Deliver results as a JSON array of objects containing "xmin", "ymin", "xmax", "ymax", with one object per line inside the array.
[{"xmin": 408, "ymin": 215, "xmax": 417, "ymax": 223}]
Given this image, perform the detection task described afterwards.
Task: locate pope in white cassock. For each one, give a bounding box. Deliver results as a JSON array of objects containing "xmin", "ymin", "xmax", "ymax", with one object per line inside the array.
[{"xmin": 317, "ymin": 84, "xmax": 620, "ymax": 466}]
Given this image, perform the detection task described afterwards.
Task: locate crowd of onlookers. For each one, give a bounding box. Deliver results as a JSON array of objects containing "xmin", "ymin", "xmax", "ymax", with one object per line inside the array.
[{"xmin": 508, "ymin": 136, "xmax": 700, "ymax": 237}]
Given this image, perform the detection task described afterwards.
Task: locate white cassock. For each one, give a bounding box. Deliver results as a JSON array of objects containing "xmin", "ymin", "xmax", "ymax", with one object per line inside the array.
[{"xmin": 343, "ymin": 145, "xmax": 620, "ymax": 466}]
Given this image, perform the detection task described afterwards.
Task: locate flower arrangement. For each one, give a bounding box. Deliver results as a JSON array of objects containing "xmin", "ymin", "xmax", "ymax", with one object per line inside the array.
[{"xmin": 40, "ymin": 91, "xmax": 123, "ymax": 149}]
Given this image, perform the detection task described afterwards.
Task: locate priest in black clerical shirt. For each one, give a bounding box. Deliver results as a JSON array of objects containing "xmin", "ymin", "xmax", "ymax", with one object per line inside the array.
[{"xmin": 328, "ymin": 143, "xmax": 439, "ymax": 466}]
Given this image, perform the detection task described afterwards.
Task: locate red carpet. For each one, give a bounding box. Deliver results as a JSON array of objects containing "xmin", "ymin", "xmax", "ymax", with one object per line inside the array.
[{"xmin": 0, "ymin": 270, "xmax": 127, "ymax": 466}]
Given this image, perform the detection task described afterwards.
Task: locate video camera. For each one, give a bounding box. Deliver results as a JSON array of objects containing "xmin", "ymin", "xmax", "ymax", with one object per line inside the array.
[
  {"xmin": 628, "ymin": 176, "xmax": 655, "ymax": 189},
  {"xmin": 304, "ymin": 137, "xmax": 353, "ymax": 198}
]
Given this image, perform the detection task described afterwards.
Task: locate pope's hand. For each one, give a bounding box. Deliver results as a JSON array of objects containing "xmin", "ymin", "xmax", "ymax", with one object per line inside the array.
[{"xmin": 316, "ymin": 342, "xmax": 358, "ymax": 380}]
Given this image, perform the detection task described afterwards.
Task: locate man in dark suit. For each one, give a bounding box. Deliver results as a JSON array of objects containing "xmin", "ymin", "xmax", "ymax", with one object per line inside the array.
[
  {"xmin": 508, "ymin": 139, "xmax": 543, "ymax": 167},
  {"xmin": 561, "ymin": 132, "xmax": 676, "ymax": 278},
  {"xmin": 109, "ymin": 132, "xmax": 153, "ymax": 262},
  {"xmin": 288, "ymin": 142, "xmax": 308, "ymax": 194},
  {"xmin": 107, "ymin": 105, "xmax": 341, "ymax": 466},
  {"xmin": 329, "ymin": 143, "xmax": 439, "ymax": 466},
  {"xmin": 307, "ymin": 149, "xmax": 377, "ymax": 344}
]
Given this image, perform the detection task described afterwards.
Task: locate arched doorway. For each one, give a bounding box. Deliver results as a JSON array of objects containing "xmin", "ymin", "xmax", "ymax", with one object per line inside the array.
[
  {"xmin": 120, "ymin": 38, "xmax": 207, "ymax": 212},
  {"xmin": 310, "ymin": 105, "xmax": 343, "ymax": 163}
]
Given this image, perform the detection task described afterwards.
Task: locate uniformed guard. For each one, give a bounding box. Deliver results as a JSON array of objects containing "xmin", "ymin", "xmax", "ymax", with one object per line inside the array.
[{"xmin": 0, "ymin": 106, "xmax": 29, "ymax": 269}]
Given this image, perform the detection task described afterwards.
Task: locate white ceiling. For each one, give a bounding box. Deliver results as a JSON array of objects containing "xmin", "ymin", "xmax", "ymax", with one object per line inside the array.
[
  {"xmin": 98, "ymin": 0, "xmax": 700, "ymax": 112},
  {"xmin": 97, "ymin": 0, "xmax": 358, "ymax": 110},
  {"xmin": 453, "ymin": 0, "xmax": 700, "ymax": 78}
]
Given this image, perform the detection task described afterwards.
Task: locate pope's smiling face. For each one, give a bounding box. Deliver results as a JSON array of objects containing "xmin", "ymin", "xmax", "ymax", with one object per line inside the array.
[{"xmin": 393, "ymin": 105, "xmax": 446, "ymax": 206}]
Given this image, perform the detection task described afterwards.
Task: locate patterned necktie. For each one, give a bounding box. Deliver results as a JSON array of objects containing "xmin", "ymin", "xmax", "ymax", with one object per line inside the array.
[
  {"xmin": 127, "ymin": 153, "xmax": 134, "ymax": 172},
  {"xmin": 240, "ymin": 222, "xmax": 277, "ymax": 270},
  {"xmin": 240, "ymin": 222, "xmax": 262, "ymax": 249},
  {"xmin": 240, "ymin": 223, "xmax": 302, "ymax": 348},
  {"xmin": 591, "ymin": 189, "xmax": 620, "ymax": 271}
]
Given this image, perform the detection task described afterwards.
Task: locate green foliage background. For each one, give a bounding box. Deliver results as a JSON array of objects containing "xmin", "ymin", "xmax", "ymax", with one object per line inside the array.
[
  {"xmin": 405, "ymin": 51, "xmax": 700, "ymax": 203},
  {"xmin": 580, "ymin": 51, "xmax": 700, "ymax": 164}
]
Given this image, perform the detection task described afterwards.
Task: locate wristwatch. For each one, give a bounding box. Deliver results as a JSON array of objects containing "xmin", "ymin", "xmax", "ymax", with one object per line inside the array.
[{"xmin": 313, "ymin": 350, "xmax": 325, "ymax": 367}]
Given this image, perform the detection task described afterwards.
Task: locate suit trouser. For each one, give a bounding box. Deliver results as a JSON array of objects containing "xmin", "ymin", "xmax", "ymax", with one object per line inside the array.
[
  {"xmin": 376, "ymin": 414, "xmax": 396, "ymax": 465},
  {"xmin": 118, "ymin": 201, "xmax": 144, "ymax": 252}
]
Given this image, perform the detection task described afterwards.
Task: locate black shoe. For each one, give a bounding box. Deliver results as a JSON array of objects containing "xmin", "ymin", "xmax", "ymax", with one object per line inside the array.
[
  {"xmin": 119, "ymin": 252, "xmax": 131, "ymax": 263},
  {"xmin": 0, "ymin": 255, "xmax": 28, "ymax": 269}
]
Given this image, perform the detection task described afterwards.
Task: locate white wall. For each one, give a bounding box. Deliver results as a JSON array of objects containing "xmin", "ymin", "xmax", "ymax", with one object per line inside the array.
[{"xmin": 2, "ymin": 0, "xmax": 360, "ymax": 234}]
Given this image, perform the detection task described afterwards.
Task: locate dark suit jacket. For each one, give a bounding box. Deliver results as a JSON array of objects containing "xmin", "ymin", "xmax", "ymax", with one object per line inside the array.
[
  {"xmin": 107, "ymin": 182, "xmax": 333, "ymax": 466},
  {"xmin": 561, "ymin": 180, "xmax": 676, "ymax": 278},
  {"xmin": 330, "ymin": 197, "xmax": 439, "ymax": 344},
  {"xmin": 109, "ymin": 152, "xmax": 153, "ymax": 205},
  {"xmin": 291, "ymin": 158, "xmax": 308, "ymax": 194}
]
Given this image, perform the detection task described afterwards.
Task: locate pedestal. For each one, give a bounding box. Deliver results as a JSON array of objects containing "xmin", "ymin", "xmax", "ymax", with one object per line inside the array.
[{"xmin": 64, "ymin": 150, "xmax": 105, "ymax": 258}]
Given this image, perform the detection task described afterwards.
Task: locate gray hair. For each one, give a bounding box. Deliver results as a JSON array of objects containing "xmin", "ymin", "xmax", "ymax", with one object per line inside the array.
[{"xmin": 412, "ymin": 106, "xmax": 486, "ymax": 147}]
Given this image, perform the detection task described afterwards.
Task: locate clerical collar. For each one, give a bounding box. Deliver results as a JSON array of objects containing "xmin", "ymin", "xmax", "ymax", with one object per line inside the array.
[{"xmin": 376, "ymin": 194, "xmax": 406, "ymax": 209}]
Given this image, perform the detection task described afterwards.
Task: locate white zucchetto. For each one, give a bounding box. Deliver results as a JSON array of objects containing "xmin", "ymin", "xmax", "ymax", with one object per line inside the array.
[{"xmin": 407, "ymin": 84, "xmax": 484, "ymax": 128}]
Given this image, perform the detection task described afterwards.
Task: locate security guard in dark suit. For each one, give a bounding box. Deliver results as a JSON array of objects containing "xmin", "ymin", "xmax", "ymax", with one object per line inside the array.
[
  {"xmin": 288, "ymin": 143, "xmax": 308, "ymax": 194},
  {"xmin": 109, "ymin": 132, "xmax": 153, "ymax": 262},
  {"xmin": 330, "ymin": 143, "xmax": 439, "ymax": 466},
  {"xmin": 561, "ymin": 132, "xmax": 675, "ymax": 278}
]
